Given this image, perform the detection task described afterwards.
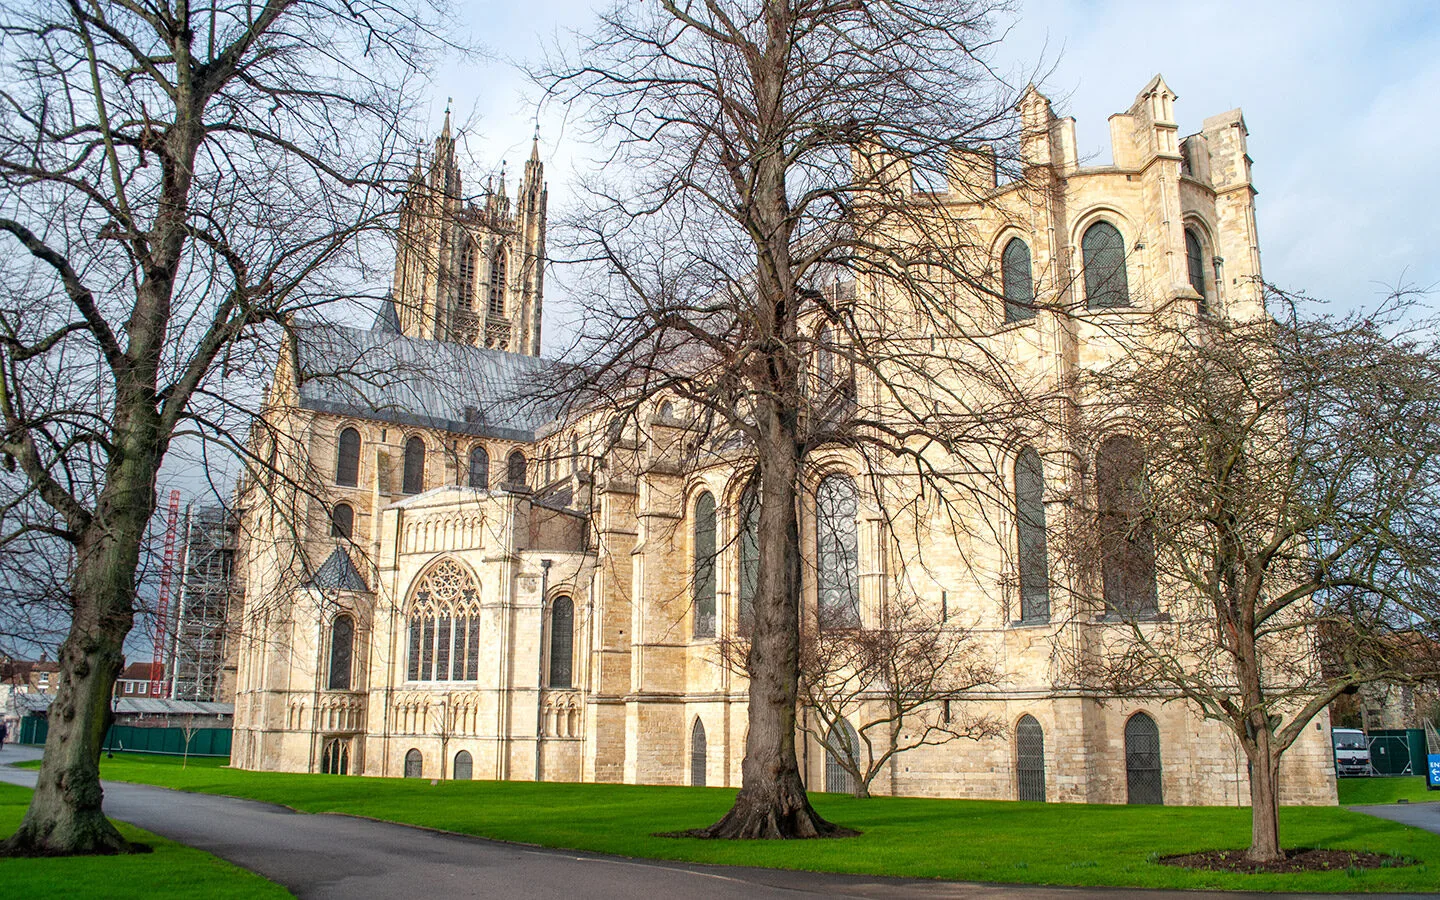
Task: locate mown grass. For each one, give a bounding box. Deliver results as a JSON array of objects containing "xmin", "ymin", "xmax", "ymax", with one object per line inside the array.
[
  {"xmin": 0, "ymin": 781, "xmax": 292, "ymax": 900},
  {"xmin": 39, "ymin": 752, "xmax": 1440, "ymax": 892},
  {"xmin": 1339, "ymin": 776, "xmax": 1440, "ymax": 807}
]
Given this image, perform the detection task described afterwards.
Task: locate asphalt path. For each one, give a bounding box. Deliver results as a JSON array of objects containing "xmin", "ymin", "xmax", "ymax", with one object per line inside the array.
[
  {"xmin": 1350, "ymin": 800, "xmax": 1440, "ymax": 836},
  {"xmin": 1, "ymin": 745, "xmax": 1436, "ymax": 900}
]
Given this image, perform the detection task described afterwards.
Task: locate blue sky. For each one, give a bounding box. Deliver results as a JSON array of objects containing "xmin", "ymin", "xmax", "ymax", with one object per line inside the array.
[{"xmin": 433, "ymin": 0, "xmax": 1440, "ymax": 330}]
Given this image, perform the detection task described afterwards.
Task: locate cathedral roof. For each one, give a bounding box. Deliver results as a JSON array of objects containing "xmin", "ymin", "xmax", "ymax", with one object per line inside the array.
[
  {"xmin": 308, "ymin": 547, "xmax": 370, "ymax": 593},
  {"xmin": 292, "ymin": 322, "xmax": 562, "ymax": 441},
  {"xmin": 372, "ymin": 296, "xmax": 402, "ymax": 334}
]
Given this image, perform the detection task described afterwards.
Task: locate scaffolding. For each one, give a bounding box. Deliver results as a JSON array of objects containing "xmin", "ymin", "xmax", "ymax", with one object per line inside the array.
[{"xmin": 168, "ymin": 505, "xmax": 237, "ymax": 702}]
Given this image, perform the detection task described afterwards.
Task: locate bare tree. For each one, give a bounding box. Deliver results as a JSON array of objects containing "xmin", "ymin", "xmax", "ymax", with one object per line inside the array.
[
  {"xmin": 536, "ymin": 1, "xmax": 1040, "ymax": 837},
  {"xmin": 1054, "ymin": 291, "xmax": 1440, "ymax": 862},
  {"xmin": 0, "ymin": 0, "xmax": 443, "ymax": 854}
]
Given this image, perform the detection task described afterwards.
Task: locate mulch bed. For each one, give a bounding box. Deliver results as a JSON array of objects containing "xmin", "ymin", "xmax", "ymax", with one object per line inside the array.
[{"xmin": 1161, "ymin": 848, "xmax": 1410, "ymax": 874}]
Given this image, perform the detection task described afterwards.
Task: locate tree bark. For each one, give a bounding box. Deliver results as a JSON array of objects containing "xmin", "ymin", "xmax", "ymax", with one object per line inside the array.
[{"xmin": 1246, "ymin": 733, "xmax": 1283, "ymax": 862}]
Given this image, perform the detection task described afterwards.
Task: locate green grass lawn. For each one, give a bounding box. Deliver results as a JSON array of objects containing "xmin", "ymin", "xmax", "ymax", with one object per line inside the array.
[
  {"xmin": 1339, "ymin": 776, "xmax": 1440, "ymax": 806},
  {"xmin": 0, "ymin": 781, "xmax": 292, "ymax": 899},
  {"xmin": 31, "ymin": 752, "xmax": 1440, "ymax": 893}
]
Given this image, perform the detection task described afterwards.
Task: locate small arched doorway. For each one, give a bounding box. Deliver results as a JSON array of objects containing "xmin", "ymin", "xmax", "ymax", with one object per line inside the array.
[
  {"xmin": 403, "ymin": 748, "xmax": 423, "ymax": 779},
  {"xmin": 1125, "ymin": 712, "xmax": 1163, "ymax": 805},
  {"xmin": 1015, "ymin": 715, "xmax": 1045, "ymax": 802},
  {"xmin": 453, "ymin": 750, "xmax": 473, "ymax": 781},
  {"xmin": 690, "ymin": 718, "xmax": 707, "ymax": 787}
]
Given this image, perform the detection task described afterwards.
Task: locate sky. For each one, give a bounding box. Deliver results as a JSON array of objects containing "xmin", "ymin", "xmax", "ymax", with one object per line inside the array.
[{"xmin": 433, "ymin": 0, "xmax": 1440, "ymax": 326}]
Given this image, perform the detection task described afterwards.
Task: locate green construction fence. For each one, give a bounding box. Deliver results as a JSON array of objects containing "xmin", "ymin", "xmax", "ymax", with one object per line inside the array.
[{"xmin": 19, "ymin": 717, "xmax": 230, "ymax": 757}]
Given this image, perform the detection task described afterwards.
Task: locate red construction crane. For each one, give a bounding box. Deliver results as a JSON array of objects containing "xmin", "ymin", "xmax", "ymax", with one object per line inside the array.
[{"xmin": 151, "ymin": 490, "xmax": 182, "ymax": 698}]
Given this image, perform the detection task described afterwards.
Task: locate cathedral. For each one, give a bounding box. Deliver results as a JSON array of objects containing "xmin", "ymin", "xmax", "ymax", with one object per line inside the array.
[{"xmin": 229, "ymin": 78, "xmax": 1338, "ymax": 806}]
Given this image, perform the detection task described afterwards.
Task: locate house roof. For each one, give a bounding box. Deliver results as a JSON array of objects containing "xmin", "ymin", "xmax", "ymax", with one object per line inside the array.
[
  {"xmin": 15, "ymin": 693, "xmax": 232, "ymax": 717},
  {"xmin": 118, "ymin": 662, "xmax": 163, "ymax": 681},
  {"xmin": 292, "ymin": 322, "xmax": 564, "ymax": 442}
]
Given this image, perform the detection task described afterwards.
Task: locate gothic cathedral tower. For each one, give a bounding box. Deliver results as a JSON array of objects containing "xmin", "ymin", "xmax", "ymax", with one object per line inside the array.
[{"xmin": 387, "ymin": 114, "xmax": 547, "ymax": 355}]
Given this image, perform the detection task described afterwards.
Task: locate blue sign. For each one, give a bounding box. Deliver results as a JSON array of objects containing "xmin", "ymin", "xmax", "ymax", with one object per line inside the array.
[{"xmin": 1428, "ymin": 755, "xmax": 1440, "ymax": 790}]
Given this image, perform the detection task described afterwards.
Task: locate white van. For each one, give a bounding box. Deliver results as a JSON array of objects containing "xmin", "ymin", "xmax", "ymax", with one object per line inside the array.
[{"xmin": 1332, "ymin": 728, "xmax": 1371, "ymax": 776}]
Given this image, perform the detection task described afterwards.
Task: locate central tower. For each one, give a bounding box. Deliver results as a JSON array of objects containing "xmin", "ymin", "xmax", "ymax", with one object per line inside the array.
[{"xmin": 387, "ymin": 116, "xmax": 547, "ymax": 355}]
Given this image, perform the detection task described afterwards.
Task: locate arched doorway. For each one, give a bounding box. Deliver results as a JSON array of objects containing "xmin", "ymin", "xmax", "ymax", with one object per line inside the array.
[
  {"xmin": 690, "ymin": 719, "xmax": 707, "ymax": 787},
  {"xmin": 1125, "ymin": 712, "xmax": 1163, "ymax": 805},
  {"xmin": 824, "ymin": 719, "xmax": 859, "ymax": 794},
  {"xmin": 403, "ymin": 748, "xmax": 423, "ymax": 778},
  {"xmin": 1015, "ymin": 715, "xmax": 1045, "ymax": 802}
]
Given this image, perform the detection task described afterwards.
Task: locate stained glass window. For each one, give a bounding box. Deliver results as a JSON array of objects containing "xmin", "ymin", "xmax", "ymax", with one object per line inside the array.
[
  {"xmin": 327, "ymin": 615, "xmax": 354, "ymax": 690},
  {"xmin": 693, "ymin": 492, "xmax": 717, "ymax": 638},
  {"xmin": 406, "ymin": 559, "xmax": 482, "ymax": 682},
  {"xmin": 549, "ymin": 597, "xmax": 574, "ymax": 688},
  {"xmin": 1015, "ymin": 448, "xmax": 1049, "ymax": 622}
]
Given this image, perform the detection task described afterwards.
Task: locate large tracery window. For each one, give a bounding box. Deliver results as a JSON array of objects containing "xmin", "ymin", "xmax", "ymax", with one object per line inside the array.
[
  {"xmin": 816, "ymin": 474, "xmax": 861, "ymax": 629},
  {"xmin": 693, "ymin": 492, "xmax": 717, "ymax": 638},
  {"xmin": 1002, "ymin": 238, "xmax": 1036, "ymax": 323},
  {"xmin": 406, "ymin": 558, "xmax": 482, "ymax": 683}
]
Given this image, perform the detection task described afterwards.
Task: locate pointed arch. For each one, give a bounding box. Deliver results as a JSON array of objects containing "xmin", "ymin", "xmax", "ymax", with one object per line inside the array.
[
  {"xmin": 1185, "ymin": 227, "xmax": 1209, "ymax": 313},
  {"xmin": 693, "ymin": 491, "xmax": 717, "ymax": 638},
  {"xmin": 816, "ymin": 474, "xmax": 861, "ymax": 629},
  {"xmin": 548, "ymin": 596, "xmax": 574, "ymax": 688},
  {"xmin": 459, "ymin": 242, "xmax": 478, "ymax": 310},
  {"xmin": 321, "ymin": 738, "xmax": 349, "ymax": 775},
  {"xmin": 690, "ymin": 718, "xmax": 707, "ymax": 787},
  {"xmin": 489, "ymin": 245, "xmax": 508, "ymax": 316},
  {"xmin": 737, "ymin": 484, "xmax": 759, "ymax": 636},
  {"xmin": 406, "ymin": 558, "xmax": 481, "ymax": 682}
]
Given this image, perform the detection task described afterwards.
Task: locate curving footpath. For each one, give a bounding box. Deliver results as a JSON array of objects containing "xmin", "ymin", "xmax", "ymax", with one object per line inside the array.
[{"xmin": 0, "ymin": 747, "xmax": 1433, "ymax": 900}]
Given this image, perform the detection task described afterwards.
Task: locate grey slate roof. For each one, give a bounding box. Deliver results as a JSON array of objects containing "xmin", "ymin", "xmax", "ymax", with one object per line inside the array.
[
  {"xmin": 293, "ymin": 322, "xmax": 563, "ymax": 442},
  {"xmin": 14, "ymin": 693, "xmax": 232, "ymax": 716},
  {"xmin": 308, "ymin": 548, "xmax": 370, "ymax": 593}
]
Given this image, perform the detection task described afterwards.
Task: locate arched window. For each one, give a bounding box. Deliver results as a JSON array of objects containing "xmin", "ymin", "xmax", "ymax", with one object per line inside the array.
[
  {"xmin": 459, "ymin": 244, "xmax": 478, "ymax": 310},
  {"xmin": 1016, "ymin": 715, "xmax": 1046, "ymax": 802},
  {"xmin": 330, "ymin": 502, "xmax": 354, "ymax": 540},
  {"xmin": 1002, "ymin": 238, "xmax": 1035, "ymax": 322},
  {"xmin": 738, "ymin": 485, "xmax": 760, "ymax": 636},
  {"xmin": 406, "ymin": 558, "xmax": 481, "ymax": 682},
  {"xmin": 321, "ymin": 738, "xmax": 349, "ymax": 775},
  {"xmin": 815, "ymin": 325, "xmax": 834, "ymax": 388},
  {"xmin": 1096, "ymin": 436, "xmax": 1158, "ymax": 617},
  {"xmin": 690, "ymin": 718, "xmax": 707, "ymax": 787},
  {"xmin": 824, "ymin": 718, "xmax": 859, "ymax": 794},
  {"xmin": 1124, "ymin": 712, "xmax": 1163, "ymax": 804},
  {"xmin": 1082, "ymin": 221, "xmax": 1130, "ymax": 309},
  {"xmin": 402, "ymin": 436, "xmax": 425, "ymax": 494},
  {"xmin": 506, "ymin": 450, "xmax": 527, "ymax": 488},
  {"xmin": 327, "ymin": 614, "xmax": 354, "ymax": 690},
  {"xmin": 468, "ymin": 445, "xmax": 489, "ymax": 489},
  {"xmin": 1015, "ymin": 448, "xmax": 1049, "ymax": 622},
  {"xmin": 336, "ymin": 427, "xmax": 361, "ymax": 487},
  {"xmin": 403, "ymin": 748, "xmax": 423, "ymax": 778},
  {"xmin": 693, "ymin": 492, "xmax": 717, "ymax": 638},
  {"xmin": 548, "ymin": 597, "xmax": 574, "ymax": 688},
  {"xmin": 488, "ymin": 247, "xmax": 507, "ymax": 317},
  {"xmin": 453, "ymin": 750, "xmax": 473, "ymax": 781},
  {"xmin": 1185, "ymin": 227, "xmax": 1208, "ymax": 313},
  {"xmin": 816, "ymin": 475, "xmax": 861, "ymax": 629}
]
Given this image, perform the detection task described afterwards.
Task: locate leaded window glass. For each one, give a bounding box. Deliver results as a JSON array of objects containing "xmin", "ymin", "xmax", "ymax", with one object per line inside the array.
[
  {"xmin": 459, "ymin": 245, "xmax": 478, "ymax": 310},
  {"xmin": 816, "ymin": 475, "xmax": 861, "ymax": 629},
  {"xmin": 738, "ymin": 486, "xmax": 759, "ymax": 636},
  {"xmin": 1002, "ymin": 238, "xmax": 1036, "ymax": 322},
  {"xmin": 549, "ymin": 597, "xmax": 574, "ymax": 688},
  {"xmin": 1082, "ymin": 221, "xmax": 1130, "ymax": 309},
  {"xmin": 1097, "ymin": 436, "xmax": 1158, "ymax": 617},
  {"xmin": 327, "ymin": 615, "xmax": 354, "ymax": 690},
  {"xmin": 469, "ymin": 446, "xmax": 489, "ymax": 489},
  {"xmin": 322, "ymin": 738, "xmax": 349, "ymax": 775},
  {"xmin": 1185, "ymin": 228, "xmax": 1207, "ymax": 312},
  {"xmin": 1016, "ymin": 715, "xmax": 1045, "ymax": 802},
  {"xmin": 330, "ymin": 502, "xmax": 354, "ymax": 539},
  {"xmin": 1015, "ymin": 448, "xmax": 1049, "ymax": 622},
  {"xmin": 402, "ymin": 436, "xmax": 425, "ymax": 494},
  {"xmin": 1125, "ymin": 713, "xmax": 1163, "ymax": 805},
  {"xmin": 824, "ymin": 719, "xmax": 859, "ymax": 794},
  {"xmin": 406, "ymin": 559, "xmax": 482, "ymax": 682},
  {"xmin": 453, "ymin": 750, "xmax": 473, "ymax": 781},
  {"xmin": 488, "ymin": 247, "xmax": 507, "ymax": 317},
  {"xmin": 693, "ymin": 492, "xmax": 717, "ymax": 638},
  {"xmin": 507, "ymin": 450, "xmax": 527, "ymax": 487},
  {"xmin": 336, "ymin": 428, "xmax": 361, "ymax": 487},
  {"xmin": 691, "ymin": 718, "xmax": 707, "ymax": 787}
]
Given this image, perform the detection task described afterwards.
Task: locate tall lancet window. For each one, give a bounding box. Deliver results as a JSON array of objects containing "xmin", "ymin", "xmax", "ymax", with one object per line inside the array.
[
  {"xmin": 1015, "ymin": 447, "xmax": 1050, "ymax": 622},
  {"xmin": 816, "ymin": 474, "xmax": 861, "ymax": 629},
  {"xmin": 458, "ymin": 244, "xmax": 478, "ymax": 310},
  {"xmin": 488, "ymin": 247, "xmax": 507, "ymax": 317}
]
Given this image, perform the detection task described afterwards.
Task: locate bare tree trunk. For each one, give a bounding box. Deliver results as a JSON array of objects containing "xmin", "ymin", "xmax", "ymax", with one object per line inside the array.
[
  {"xmin": 696, "ymin": 406, "xmax": 850, "ymax": 839},
  {"xmin": 1246, "ymin": 730, "xmax": 1283, "ymax": 862},
  {"xmin": 3, "ymin": 447, "xmax": 156, "ymax": 855}
]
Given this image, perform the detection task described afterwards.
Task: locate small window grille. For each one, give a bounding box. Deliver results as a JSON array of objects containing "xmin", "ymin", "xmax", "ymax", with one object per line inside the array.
[{"xmin": 1016, "ymin": 715, "xmax": 1046, "ymax": 801}]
